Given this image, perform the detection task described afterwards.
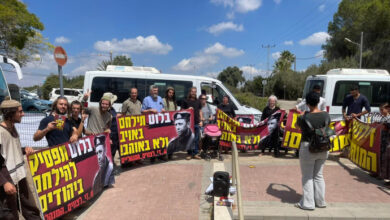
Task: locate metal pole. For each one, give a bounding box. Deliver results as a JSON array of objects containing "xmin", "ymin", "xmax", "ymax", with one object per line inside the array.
[
  {"xmin": 58, "ymin": 65, "xmax": 64, "ymax": 97},
  {"xmin": 232, "ymin": 142, "xmax": 243, "ymax": 220},
  {"xmin": 360, "ymin": 32, "xmax": 363, "ymax": 69}
]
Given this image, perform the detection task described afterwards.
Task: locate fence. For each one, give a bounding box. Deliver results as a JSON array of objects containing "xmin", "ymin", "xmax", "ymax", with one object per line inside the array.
[{"xmin": 15, "ymin": 112, "xmax": 48, "ymax": 148}]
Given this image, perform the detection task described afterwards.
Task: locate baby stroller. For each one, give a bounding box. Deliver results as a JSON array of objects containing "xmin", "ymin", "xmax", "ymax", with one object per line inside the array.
[{"xmin": 200, "ymin": 124, "xmax": 223, "ymax": 161}]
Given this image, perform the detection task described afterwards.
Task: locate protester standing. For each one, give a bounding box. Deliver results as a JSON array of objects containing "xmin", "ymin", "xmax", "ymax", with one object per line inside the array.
[
  {"xmin": 69, "ymin": 100, "xmax": 90, "ymax": 137},
  {"xmin": 200, "ymin": 94, "xmax": 213, "ymax": 125},
  {"xmin": 83, "ymin": 92, "xmax": 113, "ymax": 134},
  {"xmin": 181, "ymin": 87, "xmax": 202, "ymax": 160},
  {"xmin": 218, "ymin": 95, "xmax": 236, "ymax": 118},
  {"xmin": 296, "ymin": 91, "xmax": 330, "ymax": 210},
  {"xmin": 0, "ymin": 100, "xmax": 41, "ymax": 219},
  {"xmin": 342, "ymin": 84, "xmax": 371, "ymax": 120},
  {"xmin": 121, "ymin": 88, "xmax": 142, "ymax": 115},
  {"xmin": 296, "ymin": 85, "xmax": 326, "ymax": 112},
  {"xmin": 142, "ymin": 85, "xmax": 165, "ymax": 114},
  {"xmin": 163, "ymin": 87, "xmax": 177, "ymax": 111},
  {"xmin": 142, "ymin": 85, "xmax": 166, "ymax": 163},
  {"xmin": 34, "ymin": 97, "xmax": 78, "ymax": 147},
  {"xmin": 261, "ymin": 95, "xmax": 280, "ymax": 121}
]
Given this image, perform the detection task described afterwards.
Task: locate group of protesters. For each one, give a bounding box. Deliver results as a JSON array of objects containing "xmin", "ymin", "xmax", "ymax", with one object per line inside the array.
[{"xmin": 1, "ymin": 81, "xmax": 389, "ymax": 217}]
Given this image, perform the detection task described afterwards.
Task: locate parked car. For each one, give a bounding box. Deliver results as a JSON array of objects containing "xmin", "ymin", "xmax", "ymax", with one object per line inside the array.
[
  {"xmin": 20, "ymin": 89, "xmax": 38, "ymax": 99},
  {"xmin": 49, "ymin": 88, "xmax": 83, "ymax": 103},
  {"xmin": 21, "ymin": 92, "xmax": 52, "ymax": 112}
]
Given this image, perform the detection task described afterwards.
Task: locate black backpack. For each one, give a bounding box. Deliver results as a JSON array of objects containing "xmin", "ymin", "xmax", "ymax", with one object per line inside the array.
[
  {"xmin": 213, "ymin": 171, "xmax": 230, "ymax": 197},
  {"xmin": 304, "ymin": 115, "xmax": 335, "ymax": 153}
]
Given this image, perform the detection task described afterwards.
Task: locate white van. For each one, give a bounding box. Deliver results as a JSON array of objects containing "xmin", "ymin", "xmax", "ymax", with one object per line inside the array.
[
  {"xmin": 302, "ymin": 68, "xmax": 390, "ymax": 120},
  {"xmin": 83, "ymin": 65, "xmax": 262, "ymax": 123}
]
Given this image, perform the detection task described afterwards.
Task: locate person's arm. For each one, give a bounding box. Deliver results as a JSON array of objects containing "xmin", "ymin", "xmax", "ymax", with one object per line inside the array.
[
  {"xmin": 342, "ymin": 97, "xmax": 348, "ymax": 119},
  {"xmin": 69, "ymin": 127, "xmax": 79, "ymax": 143},
  {"xmin": 120, "ymin": 101, "xmax": 127, "ymax": 115},
  {"xmin": 295, "ymin": 99, "xmax": 306, "ymax": 112},
  {"xmin": 33, "ymin": 119, "xmax": 56, "ymax": 141},
  {"xmin": 320, "ymin": 98, "xmax": 327, "ymax": 111},
  {"xmin": 141, "ymin": 98, "xmax": 157, "ymax": 113}
]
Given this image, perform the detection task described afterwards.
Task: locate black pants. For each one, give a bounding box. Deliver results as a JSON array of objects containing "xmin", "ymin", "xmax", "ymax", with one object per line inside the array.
[{"xmin": 0, "ymin": 178, "xmax": 41, "ymax": 220}]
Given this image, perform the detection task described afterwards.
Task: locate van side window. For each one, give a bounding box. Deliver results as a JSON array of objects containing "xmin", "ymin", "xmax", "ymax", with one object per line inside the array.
[
  {"xmin": 201, "ymin": 83, "xmax": 237, "ymax": 110},
  {"xmin": 146, "ymin": 80, "xmax": 192, "ymax": 106},
  {"xmin": 332, "ymin": 81, "xmax": 390, "ymax": 107},
  {"xmin": 302, "ymin": 80, "xmax": 324, "ymax": 97}
]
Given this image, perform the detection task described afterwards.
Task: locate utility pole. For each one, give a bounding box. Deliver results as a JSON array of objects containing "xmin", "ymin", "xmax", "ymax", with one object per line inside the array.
[
  {"xmin": 110, "ymin": 51, "xmax": 113, "ymax": 63},
  {"xmin": 360, "ymin": 32, "xmax": 363, "ymax": 69},
  {"xmin": 262, "ymin": 44, "xmax": 275, "ymax": 76}
]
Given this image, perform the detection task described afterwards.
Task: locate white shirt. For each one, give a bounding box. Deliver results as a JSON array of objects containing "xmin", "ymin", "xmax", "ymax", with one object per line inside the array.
[{"xmin": 296, "ymin": 97, "xmax": 326, "ymax": 112}]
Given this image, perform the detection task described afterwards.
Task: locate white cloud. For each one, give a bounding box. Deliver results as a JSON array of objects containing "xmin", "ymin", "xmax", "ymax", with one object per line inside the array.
[
  {"xmin": 204, "ymin": 42, "xmax": 244, "ymax": 57},
  {"xmin": 283, "ymin": 40, "xmax": 293, "ymax": 45},
  {"xmin": 207, "ymin": 21, "xmax": 244, "ymax": 35},
  {"xmin": 235, "ymin": 0, "xmax": 262, "ymax": 13},
  {"xmin": 315, "ymin": 50, "xmax": 325, "ymax": 58},
  {"xmin": 210, "ymin": 0, "xmax": 261, "ymax": 13},
  {"xmin": 24, "ymin": 52, "xmax": 57, "ymax": 71},
  {"xmin": 206, "ymin": 71, "xmax": 219, "ymax": 78},
  {"xmin": 240, "ymin": 65, "xmax": 267, "ymax": 79},
  {"xmin": 272, "ymin": 51, "xmax": 281, "ymax": 60},
  {"xmin": 55, "ymin": 36, "xmax": 70, "ymax": 44},
  {"xmin": 299, "ymin": 32, "xmax": 331, "ymax": 46},
  {"xmin": 94, "ymin": 35, "xmax": 172, "ymax": 54},
  {"xmin": 173, "ymin": 55, "xmax": 219, "ymax": 72},
  {"xmin": 318, "ymin": 4, "xmax": 325, "ymax": 12},
  {"xmin": 273, "ymin": 0, "xmax": 281, "ymax": 4}
]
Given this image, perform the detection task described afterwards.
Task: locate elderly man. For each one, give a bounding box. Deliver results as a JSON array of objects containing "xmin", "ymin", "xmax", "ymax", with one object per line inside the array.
[
  {"xmin": 121, "ymin": 88, "xmax": 142, "ymax": 116},
  {"xmin": 167, "ymin": 112, "xmax": 195, "ymax": 160},
  {"xmin": 93, "ymin": 135, "xmax": 114, "ymax": 195},
  {"xmin": 34, "ymin": 97, "xmax": 78, "ymax": 147},
  {"xmin": 0, "ymin": 100, "xmax": 41, "ymax": 219},
  {"xmin": 142, "ymin": 85, "xmax": 165, "ymax": 114}
]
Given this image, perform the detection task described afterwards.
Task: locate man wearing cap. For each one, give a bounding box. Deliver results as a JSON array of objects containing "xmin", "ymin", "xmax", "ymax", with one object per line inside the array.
[
  {"xmin": 34, "ymin": 97, "xmax": 78, "ymax": 147},
  {"xmin": 296, "ymin": 85, "xmax": 326, "ymax": 112},
  {"xmin": 83, "ymin": 92, "xmax": 114, "ymax": 134},
  {"xmin": 0, "ymin": 100, "xmax": 41, "ymax": 219},
  {"xmin": 92, "ymin": 134, "xmax": 114, "ymax": 195},
  {"xmin": 121, "ymin": 88, "xmax": 142, "ymax": 115},
  {"xmin": 167, "ymin": 112, "xmax": 195, "ymax": 159},
  {"xmin": 342, "ymin": 84, "xmax": 371, "ymax": 120}
]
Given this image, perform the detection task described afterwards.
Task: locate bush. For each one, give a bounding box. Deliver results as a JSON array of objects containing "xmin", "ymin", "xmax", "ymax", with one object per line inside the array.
[{"xmin": 234, "ymin": 92, "xmax": 268, "ymax": 111}]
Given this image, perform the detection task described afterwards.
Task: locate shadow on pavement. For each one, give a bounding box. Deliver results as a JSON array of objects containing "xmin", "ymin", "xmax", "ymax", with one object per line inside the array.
[{"xmin": 266, "ymin": 183, "xmax": 301, "ymax": 203}]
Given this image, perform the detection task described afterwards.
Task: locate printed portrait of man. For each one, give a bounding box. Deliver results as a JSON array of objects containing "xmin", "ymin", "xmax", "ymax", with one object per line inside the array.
[
  {"xmin": 167, "ymin": 112, "xmax": 195, "ymax": 155},
  {"xmin": 258, "ymin": 112, "xmax": 282, "ymax": 152},
  {"xmin": 92, "ymin": 135, "xmax": 114, "ymax": 195}
]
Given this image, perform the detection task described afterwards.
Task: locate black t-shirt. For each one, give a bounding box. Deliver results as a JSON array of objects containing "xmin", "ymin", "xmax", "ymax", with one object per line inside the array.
[
  {"xmin": 181, "ymin": 99, "xmax": 201, "ymax": 124},
  {"xmin": 69, "ymin": 117, "xmax": 84, "ymax": 136},
  {"xmin": 261, "ymin": 106, "xmax": 280, "ymax": 121},
  {"xmin": 38, "ymin": 115, "xmax": 73, "ymax": 147},
  {"xmin": 297, "ymin": 112, "xmax": 330, "ymax": 142},
  {"xmin": 218, "ymin": 103, "xmax": 236, "ymax": 118}
]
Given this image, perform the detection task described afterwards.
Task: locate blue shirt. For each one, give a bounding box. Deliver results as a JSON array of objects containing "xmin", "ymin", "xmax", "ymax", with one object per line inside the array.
[
  {"xmin": 342, "ymin": 94, "xmax": 371, "ymax": 115},
  {"xmin": 141, "ymin": 96, "xmax": 164, "ymax": 112}
]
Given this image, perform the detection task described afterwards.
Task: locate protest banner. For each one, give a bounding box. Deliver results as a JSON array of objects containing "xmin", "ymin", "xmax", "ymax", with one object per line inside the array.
[
  {"xmin": 28, "ymin": 133, "xmax": 114, "ymax": 220},
  {"xmin": 282, "ymin": 109, "xmax": 349, "ymax": 152},
  {"xmin": 348, "ymin": 118, "xmax": 383, "ymax": 174},
  {"xmin": 216, "ymin": 109, "xmax": 285, "ymax": 150},
  {"xmin": 117, "ymin": 109, "xmax": 194, "ymax": 165}
]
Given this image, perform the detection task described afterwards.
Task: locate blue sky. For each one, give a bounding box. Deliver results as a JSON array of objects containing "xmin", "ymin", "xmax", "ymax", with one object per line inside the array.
[{"xmin": 5, "ymin": 0, "xmax": 340, "ymax": 87}]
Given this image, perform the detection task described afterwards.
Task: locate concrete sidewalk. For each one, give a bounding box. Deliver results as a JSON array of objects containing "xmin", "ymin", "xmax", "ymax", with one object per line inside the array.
[{"xmin": 61, "ymin": 151, "xmax": 390, "ymax": 220}]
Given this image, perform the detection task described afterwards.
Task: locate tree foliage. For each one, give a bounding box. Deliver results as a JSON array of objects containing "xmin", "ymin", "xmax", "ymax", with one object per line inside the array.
[
  {"xmin": 273, "ymin": 50, "xmax": 295, "ymax": 73},
  {"xmin": 97, "ymin": 55, "xmax": 133, "ymax": 70},
  {"xmin": 323, "ymin": 0, "xmax": 390, "ymax": 70},
  {"xmin": 241, "ymin": 76, "xmax": 264, "ymax": 96},
  {"xmin": 217, "ymin": 66, "xmax": 245, "ymax": 88},
  {"xmin": 0, "ymin": 0, "xmax": 51, "ymax": 66}
]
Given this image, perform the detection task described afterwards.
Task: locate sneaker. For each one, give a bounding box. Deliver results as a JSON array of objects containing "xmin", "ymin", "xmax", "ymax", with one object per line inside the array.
[
  {"xmin": 193, "ymin": 155, "xmax": 201, "ymax": 160},
  {"xmin": 186, "ymin": 156, "xmax": 192, "ymax": 160}
]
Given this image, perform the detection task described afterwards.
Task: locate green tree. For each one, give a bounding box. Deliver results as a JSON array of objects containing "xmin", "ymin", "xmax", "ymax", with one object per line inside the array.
[
  {"xmin": 242, "ymin": 76, "xmax": 264, "ymax": 96},
  {"xmin": 273, "ymin": 50, "xmax": 295, "ymax": 73},
  {"xmin": 0, "ymin": 0, "xmax": 50, "ymax": 66},
  {"xmin": 323, "ymin": 0, "xmax": 390, "ymax": 70},
  {"xmin": 97, "ymin": 55, "xmax": 133, "ymax": 70},
  {"xmin": 41, "ymin": 74, "xmax": 85, "ymax": 99},
  {"xmin": 217, "ymin": 66, "xmax": 245, "ymax": 88}
]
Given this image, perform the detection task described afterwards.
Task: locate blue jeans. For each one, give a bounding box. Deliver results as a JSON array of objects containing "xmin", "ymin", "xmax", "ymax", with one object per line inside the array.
[{"xmin": 188, "ymin": 125, "xmax": 200, "ymax": 156}]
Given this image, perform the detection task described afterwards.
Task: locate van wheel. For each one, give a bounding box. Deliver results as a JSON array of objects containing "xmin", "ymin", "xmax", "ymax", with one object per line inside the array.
[{"xmin": 28, "ymin": 107, "xmax": 39, "ymax": 112}]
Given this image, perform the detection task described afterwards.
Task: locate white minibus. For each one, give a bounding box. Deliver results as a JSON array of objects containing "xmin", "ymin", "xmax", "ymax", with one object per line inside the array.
[
  {"xmin": 83, "ymin": 65, "xmax": 262, "ymax": 123},
  {"xmin": 302, "ymin": 68, "xmax": 390, "ymax": 120}
]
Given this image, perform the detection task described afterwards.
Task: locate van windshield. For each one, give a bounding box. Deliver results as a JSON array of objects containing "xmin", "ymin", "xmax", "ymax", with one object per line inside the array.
[
  {"xmin": 0, "ymin": 68, "xmax": 10, "ymax": 103},
  {"xmin": 302, "ymin": 79, "xmax": 324, "ymax": 98},
  {"xmin": 332, "ymin": 81, "xmax": 390, "ymax": 107},
  {"xmin": 201, "ymin": 82, "xmax": 239, "ymax": 110}
]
